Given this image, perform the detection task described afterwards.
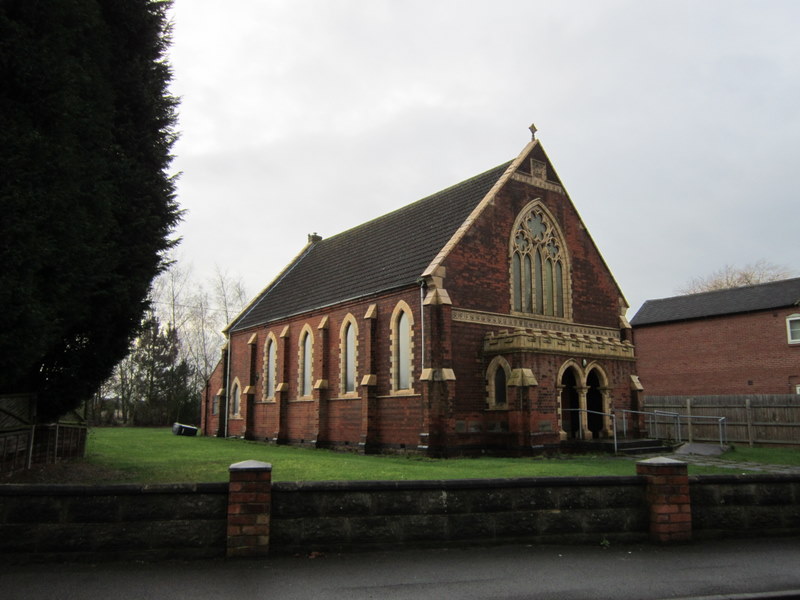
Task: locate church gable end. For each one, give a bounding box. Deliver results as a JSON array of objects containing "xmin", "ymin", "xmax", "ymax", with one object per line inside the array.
[{"xmin": 437, "ymin": 141, "xmax": 626, "ymax": 331}]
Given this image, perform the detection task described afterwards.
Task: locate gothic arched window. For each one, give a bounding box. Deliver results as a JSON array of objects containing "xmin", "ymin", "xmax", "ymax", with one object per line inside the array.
[
  {"xmin": 231, "ymin": 382, "xmax": 241, "ymax": 416},
  {"xmin": 486, "ymin": 356, "xmax": 511, "ymax": 409},
  {"xmin": 390, "ymin": 302, "xmax": 414, "ymax": 392},
  {"xmin": 510, "ymin": 202, "xmax": 569, "ymax": 318},
  {"xmin": 397, "ymin": 311, "xmax": 411, "ymax": 389},
  {"xmin": 340, "ymin": 316, "xmax": 358, "ymax": 394},
  {"xmin": 264, "ymin": 336, "xmax": 277, "ymax": 400},
  {"xmin": 299, "ymin": 327, "xmax": 313, "ymax": 397}
]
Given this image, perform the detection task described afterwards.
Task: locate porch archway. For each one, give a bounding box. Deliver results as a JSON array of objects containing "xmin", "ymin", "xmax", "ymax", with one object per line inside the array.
[{"xmin": 559, "ymin": 366, "xmax": 581, "ymax": 439}]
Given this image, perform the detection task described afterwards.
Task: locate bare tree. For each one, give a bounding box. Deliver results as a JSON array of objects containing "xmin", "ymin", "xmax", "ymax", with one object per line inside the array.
[
  {"xmin": 678, "ymin": 260, "xmax": 796, "ymax": 294},
  {"xmin": 93, "ymin": 257, "xmax": 249, "ymax": 425},
  {"xmin": 151, "ymin": 256, "xmax": 193, "ymax": 332},
  {"xmin": 212, "ymin": 265, "xmax": 249, "ymax": 325}
]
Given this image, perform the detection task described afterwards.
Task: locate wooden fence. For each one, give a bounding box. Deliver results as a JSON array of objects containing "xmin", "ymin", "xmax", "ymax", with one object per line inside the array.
[{"xmin": 644, "ymin": 395, "xmax": 800, "ymax": 447}]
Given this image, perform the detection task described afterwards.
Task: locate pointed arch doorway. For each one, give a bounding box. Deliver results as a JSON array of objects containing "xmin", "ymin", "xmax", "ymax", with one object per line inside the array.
[
  {"xmin": 560, "ymin": 367, "xmax": 580, "ymax": 439},
  {"xmin": 586, "ymin": 369, "xmax": 604, "ymax": 438}
]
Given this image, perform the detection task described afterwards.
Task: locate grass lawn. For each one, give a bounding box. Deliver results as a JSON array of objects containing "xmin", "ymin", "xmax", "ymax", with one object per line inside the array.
[
  {"xmin": 8, "ymin": 428, "xmax": 792, "ymax": 485},
  {"xmin": 721, "ymin": 445, "xmax": 800, "ymax": 466},
  {"xmin": 64, "ymin": 427, "xmax": 767, "ymax": 484}
]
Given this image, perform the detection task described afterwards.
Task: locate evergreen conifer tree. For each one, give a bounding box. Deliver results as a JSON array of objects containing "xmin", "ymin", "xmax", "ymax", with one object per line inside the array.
[{"xmin": 0, "ymin": 0, "xmax": 181, "ymax": 421}]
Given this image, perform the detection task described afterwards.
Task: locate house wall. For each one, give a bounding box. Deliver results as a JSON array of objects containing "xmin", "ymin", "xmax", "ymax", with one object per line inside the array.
[{"xmin": 633, "ymin": 308, "xmax": 800, "ymax": 396}]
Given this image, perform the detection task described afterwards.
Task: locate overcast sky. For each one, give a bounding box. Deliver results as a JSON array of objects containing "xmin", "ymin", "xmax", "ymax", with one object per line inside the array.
[{"xmin": 167, "ymin": 0, "xmax": 799, "ymax": 317}]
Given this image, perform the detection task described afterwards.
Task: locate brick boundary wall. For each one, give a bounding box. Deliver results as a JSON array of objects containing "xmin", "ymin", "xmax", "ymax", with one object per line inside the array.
[{"xmin": 2, "ymin": 459, "xmax": 800, "ymax": 562}]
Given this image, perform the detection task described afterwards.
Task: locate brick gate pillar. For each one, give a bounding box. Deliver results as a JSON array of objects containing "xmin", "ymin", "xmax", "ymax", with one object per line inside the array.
[
  {"xmin": 227, "ymin": 460, "xmax": 272, "ymax": 557},
  {"xmin": 636, "ymin": 457, "xmax": 691, "ymax": 543}
]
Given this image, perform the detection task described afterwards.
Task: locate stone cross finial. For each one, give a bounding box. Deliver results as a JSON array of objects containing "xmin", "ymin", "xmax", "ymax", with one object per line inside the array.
[{"xmin": 529, "ymin": 123, "xmax": 538, "ymax": 140}]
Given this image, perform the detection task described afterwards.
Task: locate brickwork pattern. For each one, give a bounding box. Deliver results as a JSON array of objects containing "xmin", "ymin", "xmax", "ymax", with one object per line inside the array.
[
  {"xmin": 634, "ymin": 308, "xmax": 800, "ymax": 396},
  {"xmin": 636, "ymin": 458, "xmax": 691, "ymax": 543},
  {"xmin": 227, "ymin": 460, "xmax": 272, "ymax": 558}
]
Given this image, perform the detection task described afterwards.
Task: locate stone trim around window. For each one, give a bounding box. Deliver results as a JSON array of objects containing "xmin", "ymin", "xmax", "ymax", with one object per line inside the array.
[
  {"xmin": 262, "ymin": 333, "xmax": 278, "ymax": 402},
  {"xmin": 297, "ymin": 324, "xmax": 314, "ymax": 398},
  {"xmin": 389, "ymin": 301, "xmax": 415, "ymax": 394},
  {"xmin": 508, "ymin": 199, "xmax": 571, "ymax": 320},
  {"xmin": 485, "ymin": 356, "xmax": 512, "ymax": 410},
  {"xmin": 339, "ymin": 314, "xmax": 359, "ymax": 397}
]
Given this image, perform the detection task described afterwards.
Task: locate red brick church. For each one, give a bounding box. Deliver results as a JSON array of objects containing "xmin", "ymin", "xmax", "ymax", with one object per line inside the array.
[{"xmin": 201, "ymin": 127, "xmax": 641, "ymax": 455}]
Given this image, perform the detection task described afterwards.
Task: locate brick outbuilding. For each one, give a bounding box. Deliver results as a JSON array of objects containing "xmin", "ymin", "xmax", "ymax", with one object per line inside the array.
[
  {"xmin": 631, "ymin": 278, "xmax": 800, "ymax": 397},
  {"xmin": 201, "ymin": 128, "xmax": 641, "ymax": 455}
]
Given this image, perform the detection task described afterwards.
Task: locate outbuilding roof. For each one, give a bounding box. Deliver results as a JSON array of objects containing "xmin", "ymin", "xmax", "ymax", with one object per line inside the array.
[
  {"xmin": 230, "ymin": 161, "xmax": 513, "ymax": 331},
  {"xmin": 630, "ymin": 277, "xmax": 800, "ymax": 327}
]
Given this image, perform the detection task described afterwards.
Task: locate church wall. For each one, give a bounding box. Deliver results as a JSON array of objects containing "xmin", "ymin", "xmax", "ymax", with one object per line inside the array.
[
  {"xmin": 375, "ymin": 395, "xmax": 424, "ymax": 447},
  {"xmin": 204, "ymin": 287, "xmax": 427, "ymax": 450},
  {"xmin": 325, "ymin": 398, "xmax": 362, "ymax": 448},
  {"xmin": 201, "ymin": 357, "xmax": 225, "ymax": 437}
]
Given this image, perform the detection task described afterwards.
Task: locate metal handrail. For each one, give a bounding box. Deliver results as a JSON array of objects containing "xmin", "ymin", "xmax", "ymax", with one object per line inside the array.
[
  {"xmin": 562, "ymin": 408, "xmax": 618, "ymax": 454},
  {"xmin": 620, "ymin": 409, "xmax": 727, "ymax": 448}
]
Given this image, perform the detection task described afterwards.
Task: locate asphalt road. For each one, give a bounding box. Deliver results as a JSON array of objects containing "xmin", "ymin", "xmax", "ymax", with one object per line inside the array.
[{"xmin": 2, "ymin": 537, "xmax": 800, "ymax": 600}]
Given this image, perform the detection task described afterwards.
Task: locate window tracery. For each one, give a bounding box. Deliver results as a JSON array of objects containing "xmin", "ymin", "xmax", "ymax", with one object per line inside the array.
[{"xmin": 510, "ymin": 202, "xmax": 569, "ymax": 318}]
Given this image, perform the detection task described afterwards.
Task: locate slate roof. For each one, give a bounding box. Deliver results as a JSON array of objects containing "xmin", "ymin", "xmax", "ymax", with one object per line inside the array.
[
  {"xmin": 231, "ymin": 161, "xmax": 513, "ymax": 332},
  {"xmin": 630, "ymin": 277, "xmax": 800, "ymax": 327}
]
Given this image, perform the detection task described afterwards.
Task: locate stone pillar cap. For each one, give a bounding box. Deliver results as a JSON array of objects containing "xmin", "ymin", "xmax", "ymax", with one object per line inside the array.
[
  {"xmin": 229, "ymin": 459, "xmax": 273, "ymax": 471},
  {"xmin": 637, "ymin": 456, "xmax": 686, "ymax": 466}
]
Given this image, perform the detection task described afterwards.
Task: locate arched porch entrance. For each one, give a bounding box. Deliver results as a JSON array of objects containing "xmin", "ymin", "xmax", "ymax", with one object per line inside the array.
[
  {"xmin": 560, "ymin": 367, "xmax": 581, "ymax": 439},
  {"xmin": 586, "ymin": 369, "xmax": 604, "ymax": 438}
]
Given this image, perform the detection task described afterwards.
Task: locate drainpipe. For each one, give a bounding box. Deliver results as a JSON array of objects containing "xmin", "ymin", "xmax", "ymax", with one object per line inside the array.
[
  {"xmin": 224, "ymin": 338, "xmax": 232, "ymax": 438},
  {"xmin": 418, "ymin": 278, "xmax": 427, "ymax": 370}
]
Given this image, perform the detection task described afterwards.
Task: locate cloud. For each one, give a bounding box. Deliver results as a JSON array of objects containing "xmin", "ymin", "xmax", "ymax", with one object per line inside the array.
[{"xmin": 169, "ymin": 0, "xmax": 800, "ymax": 316}]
